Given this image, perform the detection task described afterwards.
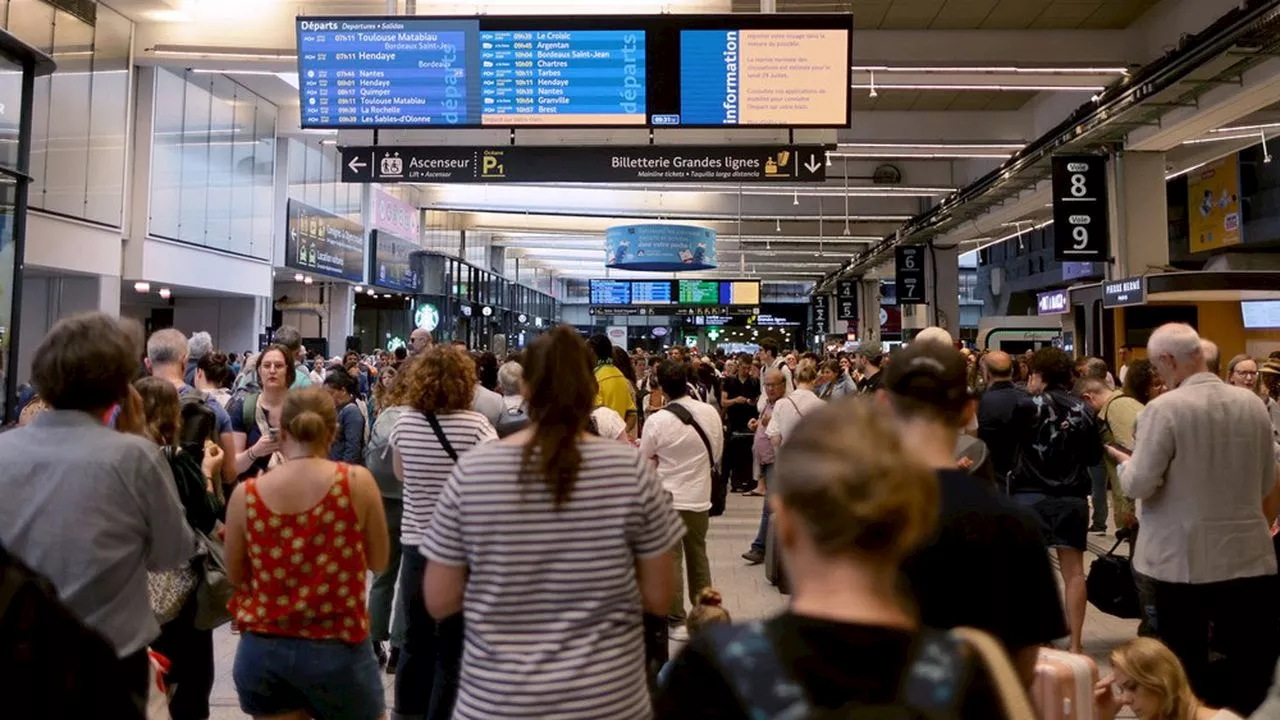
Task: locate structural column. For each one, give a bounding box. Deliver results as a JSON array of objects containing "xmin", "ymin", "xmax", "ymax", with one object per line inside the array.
[
  {"xmin": 857, "ymin": 278, "xmax": 881, "ymax": 344},
  {"xmin": 326, "ymin": 284, "xmax": 355, "ymax": 356},
  {"xmin": 926, "ymin": 242, "xmax": 960, "ymax": 339},
  {"xmin": 1112, "ymin": 151, "xmax": 1169, "ymax": 278}
]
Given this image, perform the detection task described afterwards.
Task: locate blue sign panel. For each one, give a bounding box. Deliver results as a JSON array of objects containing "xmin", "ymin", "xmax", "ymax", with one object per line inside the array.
[
  {"xmin": 631, "ymin": 281, "xmax": 674, "ymax": 304},
  {"xmin": 370, "ymin": 230, "xmax": 421, "ymax": 292},
  {"xmin": 589, "ymin": 280, "xmax": 631, "ymax": 305},
  {"xmin": 605, "ymin": 224, "xmax": 717, "ymax": 272}
]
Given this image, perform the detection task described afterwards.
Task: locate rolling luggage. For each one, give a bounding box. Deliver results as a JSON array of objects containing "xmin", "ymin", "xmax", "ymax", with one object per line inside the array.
[
  {"xmin": 764, "ymin": 522, "xmax": 790, "ymax": 595},
  {"xmin": 1033, "ymin": 648, "xmax": 1099, "ymax": 720}
]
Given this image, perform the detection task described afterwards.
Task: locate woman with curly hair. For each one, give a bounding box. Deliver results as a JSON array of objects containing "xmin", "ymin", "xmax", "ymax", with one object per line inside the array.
[{"xmin": 390, "ymin": 344, "xmax": 496, "ymax": 720}]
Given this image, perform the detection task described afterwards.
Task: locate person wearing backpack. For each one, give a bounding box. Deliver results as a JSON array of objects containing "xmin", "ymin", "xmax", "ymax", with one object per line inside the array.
[
  {"xmin": 364, "ymin": 383, "xmax": 410, "ymax": 672},
  {"xmin": 1007, "ymin": 346, "xmax": 1104, "ymax": 656},
  {"xmin": 655, "ymin": 398, "xmax": 1036, "ymax": 719}
]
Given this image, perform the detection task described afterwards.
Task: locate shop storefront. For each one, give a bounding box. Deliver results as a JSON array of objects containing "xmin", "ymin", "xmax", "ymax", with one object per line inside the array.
[
  {"xmin": 1, "ymin": 31, "xmax": 55, "ymax": 422},
  {"xmin": 418, "ymin": 252, "xmax": 556, "ymax": 352}
]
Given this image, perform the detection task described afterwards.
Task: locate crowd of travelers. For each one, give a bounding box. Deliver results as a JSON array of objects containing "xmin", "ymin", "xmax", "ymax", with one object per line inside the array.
[{"xmin": 3, "ymin": 312, "xmax": 1280, "ymax": 720}]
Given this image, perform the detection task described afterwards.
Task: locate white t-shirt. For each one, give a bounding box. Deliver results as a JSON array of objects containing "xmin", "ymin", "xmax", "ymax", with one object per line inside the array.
[
  {"xmin": 591, "ymin": 406, "xmax": 629, "ymax": 441},
  {"xmin": 637, "ymin": 396, "xmax": 725, "ymax": 512},
  {"xmin": 767, "ymin": 388, "xmax": 825, "ymax": 446}
]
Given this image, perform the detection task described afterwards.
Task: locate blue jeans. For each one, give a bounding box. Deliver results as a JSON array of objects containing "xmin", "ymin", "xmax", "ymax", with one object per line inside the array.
[
  {"xmin": 394, "ymin": 546, "xmax": 464, "ymax": 720},
  {"xmin": 369, "ymin": 497, "xmax": 406, "ymax": 647},
  {"xmin": 749, "ymin": 464, "xmax": 774, "ymax": 554},
  {"xmin": 234, "ymin": 633, "xmax": 384, "ymax": 720}
]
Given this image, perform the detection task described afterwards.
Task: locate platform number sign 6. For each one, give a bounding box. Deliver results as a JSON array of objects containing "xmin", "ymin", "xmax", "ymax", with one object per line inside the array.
[
  {"xmin": 895, "ymin": 245, "xmax": 926, "ymax": 306},
  {"xmin": 1051, "ymin": 156, "xmax": 1109, "ymax": 262}
]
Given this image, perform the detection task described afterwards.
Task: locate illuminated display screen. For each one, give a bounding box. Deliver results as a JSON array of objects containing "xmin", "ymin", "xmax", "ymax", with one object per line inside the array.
[
  {"xmin": 589, "ymin": 279, "xmax": 631, "ymax": 304},
  {"xmin": 720, "ymin": 280, "xmax": 760, "ymax": 305},
  {"xmin": 678, "ymin": 280, "xmax": 721, "ymax": 305},
  {"xmin": 296, "ymin": 14, "xmax": 851, "ymax": 129},
  {"xmin": 631, "ymin": 281, "xmax": 674, "ymax": 304}
]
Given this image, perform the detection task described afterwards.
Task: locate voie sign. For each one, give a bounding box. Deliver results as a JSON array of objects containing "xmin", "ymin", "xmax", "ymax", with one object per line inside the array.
[
  {"xmin": 1102, "ymin": 277, "xmax": 1146, "ymax": 308},
  {"xmin": 1036, "ymin": 289, "xmax": 1070, "ymax": 315}
]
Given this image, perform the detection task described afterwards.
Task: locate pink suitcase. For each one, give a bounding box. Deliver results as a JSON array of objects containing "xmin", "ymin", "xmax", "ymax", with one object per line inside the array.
[{"xmin": 1032, "ymin": 648, "xmax": 1099, "ymax": 720}]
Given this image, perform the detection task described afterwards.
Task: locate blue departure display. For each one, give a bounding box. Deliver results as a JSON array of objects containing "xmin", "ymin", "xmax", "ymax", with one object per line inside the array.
[
  {"xmin": 631, "ymin": 281, "xmax": 673, "ymax": 305},
  {"xmin": 296, "ymin": 15, "xmax": 852, "ymax": 129},
  {"xmin": 590, "ymin": 280, "xmax": 631, "ymax": 305}
]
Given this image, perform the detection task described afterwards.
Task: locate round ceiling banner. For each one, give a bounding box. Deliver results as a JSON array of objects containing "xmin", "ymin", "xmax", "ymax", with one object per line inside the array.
[{"xmin": 604, "ymin": 224, "xmax": 717, "ymax": 272}]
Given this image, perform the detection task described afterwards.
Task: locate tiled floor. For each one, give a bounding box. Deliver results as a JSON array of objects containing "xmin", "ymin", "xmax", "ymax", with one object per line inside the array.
[{"xmin": 207, "ymin": 492, "xmax": 1138, "ymax": 718}]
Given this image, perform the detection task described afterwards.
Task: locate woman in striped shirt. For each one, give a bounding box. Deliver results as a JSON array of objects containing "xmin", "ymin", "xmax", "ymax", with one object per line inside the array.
[
  {"xmin": 422, "ymin": 326, "xmax": 684, "ymax": 720},
  {"xmin": 390, "ymin": 346, "xmax": 496, "ymax": 720}
]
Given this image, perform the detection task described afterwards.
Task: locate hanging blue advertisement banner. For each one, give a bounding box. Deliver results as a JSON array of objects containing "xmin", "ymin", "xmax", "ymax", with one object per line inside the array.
[{"xmin": 604, "ymin": 224, "xmax": 717, "ymax": 271}]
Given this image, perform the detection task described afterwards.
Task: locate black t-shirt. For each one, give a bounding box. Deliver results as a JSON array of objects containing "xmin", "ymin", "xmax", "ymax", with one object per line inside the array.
[
  {"xmin": 902, "ymin": 470, "xmax": 1068, "ymax": 654},
  {"xmin": 722, "ymin": 376, "xmax": 760, "ymax": 432},
  {"xmin": 859, "ymin": 370, "xmax": 884, "ymax": 394},
  {"xmin": 653, "ymin": 612, "xmax": 1004, "ymax": 719}
]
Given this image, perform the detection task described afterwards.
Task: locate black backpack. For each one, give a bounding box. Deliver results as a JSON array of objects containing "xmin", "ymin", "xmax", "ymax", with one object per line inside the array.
[
  {"xmin": 0, "ymin": 544, "xmax": 145, "ymax": 719},
  {"xmin": 163, "ymin": 446, "xmax": 221, "ymax": 535},
  {"xmin": 178, "ymin": 393, "xmax": 218, "ymax": 465}
]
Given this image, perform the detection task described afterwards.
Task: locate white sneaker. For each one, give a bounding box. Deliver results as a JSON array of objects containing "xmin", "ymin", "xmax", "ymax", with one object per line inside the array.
[{"xmin": 669, "ymin": 625, "xmax": 690, "ymax": 643}]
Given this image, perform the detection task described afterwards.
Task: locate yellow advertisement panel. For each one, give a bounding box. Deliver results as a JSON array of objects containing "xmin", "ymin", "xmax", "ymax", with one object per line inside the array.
[{"xmin": 1188, "ymin": 155, "xmax": 1243, "ymax": 253}]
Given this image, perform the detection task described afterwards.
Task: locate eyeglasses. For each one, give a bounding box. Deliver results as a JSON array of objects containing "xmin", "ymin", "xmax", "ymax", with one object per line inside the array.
[{"xmin": 1234, "ymin": 370, "xmax": 1259, "ymax": 377}]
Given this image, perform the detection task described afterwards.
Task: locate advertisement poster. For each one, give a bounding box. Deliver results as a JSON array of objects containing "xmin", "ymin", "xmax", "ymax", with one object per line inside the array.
[
  {"xmin": 371, "ymin": 189, "xmax": 421, "ymax": 244},
  {"xmin": 286, "ymin": 200, "xmax": 365, "ymax": 282},
  {"xmin": 1188, "ymin": 155, "xmax": 1243, "ymax": 253},
  {"xmin": 605, "ymin": 224, "xmax": 717, "ymax": 271}
]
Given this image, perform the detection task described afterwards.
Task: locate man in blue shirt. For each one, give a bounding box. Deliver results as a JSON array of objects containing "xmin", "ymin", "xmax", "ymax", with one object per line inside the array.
[{"xmin": 146, "ymin": 328, "xmax": 238, "ymax": 488}]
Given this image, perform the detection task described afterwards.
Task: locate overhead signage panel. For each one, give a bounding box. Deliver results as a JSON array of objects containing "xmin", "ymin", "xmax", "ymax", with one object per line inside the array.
[
  {"xmin": 370, "ymin": 230, "xmax": 421, "ymax": 292},
  {"xmin": 1036, "ymin": 289, "xmax": 1070, "ymax": 316},
  {"xmin": 835, "ymin": 279, "xmax": 857, "ymax": 320},
  {"xmin": 297, "ymin": 15, "xmax": 851, "ymax": 129},
  {"xmin": 811, "ymin": 293, "xmax": 830, "ymax": 331},
  {"xmin": 589, "ymin": 279, "xmax": 631, "ymax": 305},
  {"xmin": 339, "ymin": 145, "xmax": 828, "ymax": 183},
  {"xmin": 1051, "ymin": 155, "xmax": 1110, "ymax": 262},
  {"xmin": 894, "ymin": 246, "xmax": 925, "ymax": 306},
  {"xmin": 286, "ymin": 200, "xmax": 365, "ymax": 283},
  {"xmin": 1102, "ymin": 277, "xmax": 1146, "ymax": 308}
]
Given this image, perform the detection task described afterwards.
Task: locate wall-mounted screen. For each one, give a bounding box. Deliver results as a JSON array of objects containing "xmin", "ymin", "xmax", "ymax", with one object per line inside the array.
[
  {"xmin": 720, "ymin": 280, "xmax": 760, "ymax": 305},
  {"xmin": 678, "ymin": 280, "xmax": 720, "ymax": 305},
  {"xmin": 370, "ymin": 230, "xmax": 421, "ymax": 292},
  {"xmin": 286, "ymin": 200, "xmax": 365, "ymax": 282},
  {"xmin": 296, "ymin": 14, "xmax": 851, "ymax": 129},
  {"xmin": 631, "ymin": 280, "xmax": 674, "ymax": 305},
  {"xmin": 590, "ymin": 279, "xmax": 631, "ymax": 305},
  {"xmin": 1242, "ymin": 300, "xmax": 1280, "ymax": 329}
]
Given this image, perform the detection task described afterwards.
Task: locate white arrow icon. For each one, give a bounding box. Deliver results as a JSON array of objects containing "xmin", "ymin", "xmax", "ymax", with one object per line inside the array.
[
  {"xmin": 348, "ymin": 156, "xmax": 367, "ymax": 174},
  {"xmin": 804, "ymin": 154, "xmax": 822, "ymax": 175}
]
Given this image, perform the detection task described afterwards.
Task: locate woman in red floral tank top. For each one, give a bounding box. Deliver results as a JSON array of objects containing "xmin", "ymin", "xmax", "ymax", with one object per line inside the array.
[{"xmin": 224, "ymin": 387, "xmax": 390, "ymax": 720}]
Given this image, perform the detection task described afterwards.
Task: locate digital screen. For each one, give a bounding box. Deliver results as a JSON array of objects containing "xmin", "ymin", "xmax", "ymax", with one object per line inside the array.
[
  {"xmin": 590, "ymin": 279, "xmax": 631, "ymax": 305},
  {"xmin": 1242, "ymin": 300, "xmax": 1280, "ymax": 329},
  {"xmin": 678, "ymin": 280, "xmax": 720, "ymax": 305},
  {"xmin": 679, "ymin": 29, "xmax": 850, "ymax": 126},
  {"xmin": 371, "ymin": 230, "xmax": 421, "ymax": 292},
  {"xmin": 297, "ymin": 15, "xmax": 851, "ymax": 129},
  {"xmin": 631, "ymin": 281, "xmax": 673, "ymax": 305},
  {"xmin": 719, "ymin": 280, "xmax": 760, "ymax": 305}
]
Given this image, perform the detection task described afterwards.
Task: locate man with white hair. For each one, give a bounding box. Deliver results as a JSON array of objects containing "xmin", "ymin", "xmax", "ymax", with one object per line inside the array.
[
  {"xmin": 184, "ymin": 330, "xmax": 213, "ymax": 385},
  {"xmin": 1119, "ymin": 322, "xmax": 1280, "ymax": 713},
  {"xmin": 913, "ymin": 326, "xmax": 954, "ymax": 347}
]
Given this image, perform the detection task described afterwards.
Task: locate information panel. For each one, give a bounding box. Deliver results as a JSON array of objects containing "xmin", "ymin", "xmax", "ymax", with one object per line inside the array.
[
  {"xmin": 1051, "ymin": 155, "xmax": 1109, "ymax": 261},
  {"xmin": 720, "ymin": 280, "xmax": 760, "ymax": 306},
  {"xmin": 286, "ymin": 200, "xmax": 365, "ymax": 282},
  {"xmin": 370, "ymin": 230, "xmax": 421, "ymax": 292},
  {"xmin": 678, "ymin": 280, "xmax": 720, "ymax": 305},
  {"xmin": 590, "ymin": 279, "xmax": 631, "ymax": 305},
  {"xmin": 631, "ymin": 281, "xmax": 674, "ymax": 304},
  {"xmin": 297, "ymin": 14, "xmax": 851, "ymax": 129}
]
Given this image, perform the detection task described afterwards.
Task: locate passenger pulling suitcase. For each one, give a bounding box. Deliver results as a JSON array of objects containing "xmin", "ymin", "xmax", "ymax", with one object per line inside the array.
[
  {"xmin": 764, "ymin": 522, "xmax": 790, "ymax": 595},
  {"xmin": 1033, "ymin": 648, "xmax": 1099, "ymax": 720}
]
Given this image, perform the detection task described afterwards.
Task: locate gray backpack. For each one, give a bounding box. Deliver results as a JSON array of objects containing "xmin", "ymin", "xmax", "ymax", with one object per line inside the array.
[{"xmin": 364, "ymin": 407, "xmax": 404, "ymax": 499}]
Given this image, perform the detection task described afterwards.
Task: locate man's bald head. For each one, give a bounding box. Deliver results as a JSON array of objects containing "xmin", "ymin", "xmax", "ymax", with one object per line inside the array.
[{"xmin": 983, "ymin": 351, "xmax": 1013, "ymax": 380}]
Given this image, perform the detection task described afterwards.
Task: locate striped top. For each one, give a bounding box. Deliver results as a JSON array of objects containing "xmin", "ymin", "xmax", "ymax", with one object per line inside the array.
[
  {"xmin": 391, "ymin": 410, "xmax": 496, "ymax": 547},
  {"xmin": 421, "ymin": 438, "xmax": 685, "ymax": 720}
]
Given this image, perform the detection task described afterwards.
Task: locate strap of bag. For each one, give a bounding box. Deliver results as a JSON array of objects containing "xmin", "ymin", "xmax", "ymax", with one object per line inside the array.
[
  {"xmin": 786, "ymin": 396, "xmax": 805, "ymax": 417},
  {"xmin": 241, "ymin": 393, "xmax": 258, "ymax": 431},
  {"xmin": 423, "ymin": 412, "xmax": 459, "ymax": 461},
  {"xmin": 948, "ymin": 627, "xmax": 1038, "ymax": 720},
  {"xmin": 663, "ymin": 403, "xmax": 715, "ymax": 471}
]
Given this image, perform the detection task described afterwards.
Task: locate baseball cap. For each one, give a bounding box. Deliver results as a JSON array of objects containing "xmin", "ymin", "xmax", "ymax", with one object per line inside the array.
[
  {"xmin": 1261, "ymin": 360, "xmax": 1280, "ymax": 376},
  {"xmin": 882, "ymin": 341, "xmax": 971, "ymax": 412},
  {"xmin": 856, "ymin": 340, "xmax": 884, "ymax": 359}
]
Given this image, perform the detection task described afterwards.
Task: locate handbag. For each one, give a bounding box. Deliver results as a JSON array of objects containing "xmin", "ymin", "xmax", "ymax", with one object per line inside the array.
[
  {"xmin": 1086, "ymin": 537, "xmax": 1141, "ymax": 619},
  {"xmin": 147, "ymin": 565, "xmax": 197, "ymax": 626},
  {"xmin": 192, "ymin": 530, "xmax": 234, "ymax": 631}
]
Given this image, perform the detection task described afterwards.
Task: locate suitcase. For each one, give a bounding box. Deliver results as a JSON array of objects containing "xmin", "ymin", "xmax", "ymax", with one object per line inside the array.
[
  {"xmin": 764, "ymin": 522, "xmax": 790, "ymax": 595},
  {"xmin": 1032, "ymin": 648, "xmax": 1099, "ymax": 720}
]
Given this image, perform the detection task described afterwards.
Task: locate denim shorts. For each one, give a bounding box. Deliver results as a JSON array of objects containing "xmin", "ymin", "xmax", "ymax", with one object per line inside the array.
[
  {"xmin": 1014, "ymin": 492, "xmax": 1089, "ymax": 551},
  {"xmin": 234, "ymin": 632, "xmax": 385, "ymax": 720}
]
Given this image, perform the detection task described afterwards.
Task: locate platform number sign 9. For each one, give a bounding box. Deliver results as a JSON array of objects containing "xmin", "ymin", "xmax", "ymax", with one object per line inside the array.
[
  {"xmin": 894, "ymin": 245, "xmax": 926, "ymax": 306},
  {"xmin": 1051, "ymin": 155, "xmax": 1109, "ymax": 262}
]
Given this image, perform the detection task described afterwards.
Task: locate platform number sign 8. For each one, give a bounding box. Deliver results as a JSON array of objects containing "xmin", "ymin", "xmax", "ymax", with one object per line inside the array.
[
  {"xmin": 895, "ymin": 245, "xmax": 926, "ymax": 306},
  {"xmin": 1051, "ymin": 155, "xmax": 1109, "ymax": 262}
]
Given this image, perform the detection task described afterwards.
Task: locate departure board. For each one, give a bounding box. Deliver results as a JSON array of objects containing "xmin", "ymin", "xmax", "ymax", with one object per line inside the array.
[
  {"xmin": 720, "ymin": 280, "xmax": 760, "ymax": 305},
  {"xmin": 590, "ymin": 279, "xmax": 631, "ymax": 305},
  {"xmin": 678, "ymin": 280, "xmax": 720, "ymax": 305},
  {"xmin": 296, "ymin": 15, "xmax": 851, "ymax": 129},
  {"xmin": 631, "ymin": 281, "xmax": 674, "ymax": 305}
]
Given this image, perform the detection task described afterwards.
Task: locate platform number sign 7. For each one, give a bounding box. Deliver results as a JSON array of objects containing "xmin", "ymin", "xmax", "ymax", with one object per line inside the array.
[
  {"xmin": 895, "ymin": 246, "xmax": 926, "ymax": 306},
  {"xmin": 1051, "ymin": 155, "xmax": 1109, "ymax": 262}
]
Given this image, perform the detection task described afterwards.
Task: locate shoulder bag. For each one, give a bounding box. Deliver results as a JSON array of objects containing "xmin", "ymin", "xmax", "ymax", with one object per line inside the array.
[{"xmin": 663, "ymin": 403, "xmax": 725, "ymax": 517}]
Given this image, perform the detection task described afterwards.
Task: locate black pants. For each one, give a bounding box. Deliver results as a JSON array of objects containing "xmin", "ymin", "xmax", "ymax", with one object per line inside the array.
[
  {"xmin": 1141, "ymin": 571, "xmax": 1280, "ymax": 715},
  {"xmin": 150, "ymin": 594, "xmax": 215, "ymax": 720},
  {"xmin": 394, "ymin": 546, "xmax": 463, "ymax": 720}
]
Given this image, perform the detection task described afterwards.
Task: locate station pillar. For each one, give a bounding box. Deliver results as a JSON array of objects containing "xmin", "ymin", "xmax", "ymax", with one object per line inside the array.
[
  {"xmin": 326, "ymin": 284, "xmax": 355, "ymax": 356},
  {"xmin": 926, "ymin": 242, "xmax": 960, "ymax": 339},
  {"xmin": 1112, "ymin": 151, "xmax": 1169, "ymax": 278},
  {"xmin": 856, "ymin": 278, "xmax": 881, "ymax": 344}
]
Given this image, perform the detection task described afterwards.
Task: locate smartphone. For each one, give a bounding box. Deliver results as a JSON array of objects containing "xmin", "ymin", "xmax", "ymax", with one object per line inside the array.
[{"xmin": 268, "ymin": 427, "xmax": 279, "ymax": 442}]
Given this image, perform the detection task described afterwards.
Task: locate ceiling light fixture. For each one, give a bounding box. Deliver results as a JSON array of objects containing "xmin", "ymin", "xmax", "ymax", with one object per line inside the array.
[
  {"xmin": 850, "ymin": 83, "xmax": 1105, "ymax": 92},
  {"xmin": 133, "ymin": 281, "xmax": 151, "ymax": 293},
  {"xmin": 829, "ymin": 152, "xmax": 1014, "ymax": 160},
  {"xmin": 792, "ymin": 190, "xmax": 799, "ymax": 206},
  {"xmin": 354, "ymin": 285, "xmax": 363, "ymax": 293},
  {"xmin": 1263, "ymin": 130, "xmax": 1273, "ymax": 164},
  {"xmin": 158, "ymin": 288, "xmax": 172, "ymax": 300},
  {"xmin": 969, "ymin": 219, "xmax": 1055, "ymax": 255},
  {"xmin": 775, "ymin": 218, "xmax": 781, "ymax": 233},
  {"xmin": 843, "ymin": 157, "xmax": 852, "ymax": 237},
  {"xmin": 1211, "ymin": 121, "xmax": 1280, "ymax": 134},
  {"xmin": 293, "ymin": 273, "xmax": 304, "ymax": 281},
  {"xmin": 148, "ymin": 46, "xmax": 296, "ymax": 61},
  {"xmin": 303, "ymin": 276, "xmax": 314, "ymax": 285},
  {"xmin": 852, "ymin": 65, "xmax": 1129, "ymax": 75},
  {"xmin": 868, "ymin": 70, "xmax": 878, "ymax": 99},
  {"xmin": 837, "ymin": 142, "xmax": 1024, "ymax": 150}
]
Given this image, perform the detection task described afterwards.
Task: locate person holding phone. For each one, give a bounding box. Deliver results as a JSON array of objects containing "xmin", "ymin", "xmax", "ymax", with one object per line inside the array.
[{"xmin": 228, "ymin": 344, "xmax": 296, "ymax": 481}]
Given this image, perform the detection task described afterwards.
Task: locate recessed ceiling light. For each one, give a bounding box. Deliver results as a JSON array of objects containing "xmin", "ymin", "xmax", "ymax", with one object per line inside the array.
[
  {"xmin": 133, "ymin": 281, "xmax": 150, "ymax": 293},
  {"xmin": 303, "ymin": 276, "xmax": 314, "ymax": 285},
  {"xmin": 293, "ymin": 273, "xmax": 304, "ymax": 281},
  {"xmin": 354, "ymin": 285, "xmax": 363, "ymax": 292},
  {"xmin": 158, "ymin": 288, "xmax": 172, "ymax": 299}
]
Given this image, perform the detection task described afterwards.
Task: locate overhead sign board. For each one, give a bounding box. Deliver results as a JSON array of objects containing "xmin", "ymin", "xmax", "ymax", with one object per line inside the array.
[
  {"xmin": 1051, "ymin": 155, "xmax": 1109, "ymax": 261},
  {"xmin": 370, "ymin": 230, "xmax": 421, "ymax": 292},
  {"xmin": 607, "ymin": 225, "xmax": 717, "ymax": 271},
  {"xmin": 835, "ymin": 279, "xmax": 857, "ymax": 320},
  {"xmin": 286, "ymin": 200, "xmax": 365, "ymax": 283},
  {"xmin": 1036, "ymin": 289, "xmax": 1070, "ymax": 315},
  {"xmin": 339, "ymin": 145, "xmax": 828, "ymax": 183},
  {"xmin": 811, "ymin": 293, "xmax": 830, "ymax": 332},
  {"xmin": 894, "ymin": 246, "xmax": 926, "ymax": 306},
  {"xmin": 296, "ymin": 15, "xmax": 851, "ymax": 129},
  {"xmin": 1102, "ymin": 277, "xmax": 1146, "ymax": 308}
]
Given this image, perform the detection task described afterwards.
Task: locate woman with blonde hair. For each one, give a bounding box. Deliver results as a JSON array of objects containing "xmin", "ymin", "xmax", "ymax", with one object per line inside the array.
[{"xmin": 1097, "ymin": 637, "xmax": 1242, "ymax": 720}]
